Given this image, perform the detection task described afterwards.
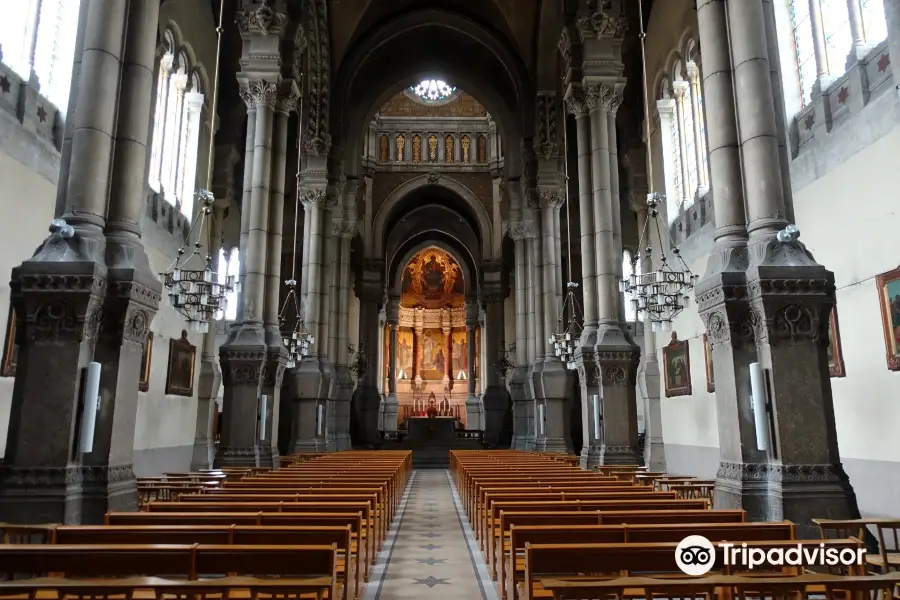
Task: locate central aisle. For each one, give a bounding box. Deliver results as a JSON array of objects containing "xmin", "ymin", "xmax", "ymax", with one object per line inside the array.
[{"xmin": 363, "ymin": 469, "xmax": 498, "ymax": 600}]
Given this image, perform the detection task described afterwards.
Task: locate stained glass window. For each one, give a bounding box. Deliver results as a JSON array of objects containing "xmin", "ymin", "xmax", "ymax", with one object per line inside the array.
[
  {"xmin": 410, "ymin": 79, "xmax": 457, "ymax": 102},
  {"xmin": 790, "ymin": 0, "xmax": 817, "ymax": 105},
  {"xmin": 861, "ymin": 0, "xmax": 888, "ymax": 44}
]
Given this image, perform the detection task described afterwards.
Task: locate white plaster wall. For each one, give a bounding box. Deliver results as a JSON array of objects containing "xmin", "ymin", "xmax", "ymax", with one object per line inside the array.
[{"xmin": 0, "ymin": 149, "xmax": 58, "ymax": 458}]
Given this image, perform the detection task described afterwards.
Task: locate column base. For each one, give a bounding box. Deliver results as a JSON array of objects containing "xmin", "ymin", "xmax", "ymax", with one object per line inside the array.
[
  {"xmin": 215, "ymin": 446, "xmax": 279, "ymax": 469},
  {"xmin": 465, "ymin": 394, "xmax": 484, "ymax": 431},
  {"xmin": 326, "ymin": 366, "xmax": 354, "ymax": 452},
  {"xmin": 483, "ymin": 385, "xmax": 510, "ymax": 447},
  {"xmin": 509, "ymin": 366, "xmax": 531, "ymax": 450},
  {"xmin": 579, "ymin": 445, "xmax": 603, "ymax": 469},
  {"xmin": 0, "ymin": 464, "xmax": 137, "ymax": 525},
  {"xmin": 350, "ymin": 384, "xmax": 381, "ymax": 447},
  {"xmin": 533, "ymin": 357, "xmax": 575, "ymax": 452},
  {"xmin": 643, "ymin": 437, "xmax": 667, "ymax": 472},
  {"xmin": 190, "ymin": 440, "xmax": 215, "ymax": 471},
  {"xmin": 598, "ymin": 444, "xmax": 641, "ymax": 465},
  {"xmin": 534, "ymin": 437, "xmax": 569, "ymax": 453},
  {"xmin": 292, "ymin": 438, "xmax": 328, "ymax": 453},
  {"xmin": 381, "ymin": 394, "xmax": 399, "ymax": 434}
]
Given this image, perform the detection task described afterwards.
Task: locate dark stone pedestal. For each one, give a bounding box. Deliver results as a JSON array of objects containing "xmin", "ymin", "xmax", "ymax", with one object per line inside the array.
[{"xmin": 407, "ymin": 416, "xmax": 456, "ymax": 443}]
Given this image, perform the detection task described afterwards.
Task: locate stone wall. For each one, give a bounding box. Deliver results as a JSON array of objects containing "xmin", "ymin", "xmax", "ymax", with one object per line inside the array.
[{"xmin": 644, "ymin": 0, "xmax": 900, "ymax": 517}]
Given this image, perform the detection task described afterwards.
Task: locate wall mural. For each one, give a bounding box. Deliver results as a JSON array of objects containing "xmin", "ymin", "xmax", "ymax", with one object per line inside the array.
[
  {"xmin": 401, "ymin": 246, "xmax": 464, "ymax": 309},
  {"xmin": 451, "ymin": 329, "xmax": 468, "ymax": 378},
  {"xmin": 396, "ymin": 328, "xmax": 414, "ymax": 378},
  {"xmin": 420, "ymin": 328, "xmax": 447, "ymax": 380}
]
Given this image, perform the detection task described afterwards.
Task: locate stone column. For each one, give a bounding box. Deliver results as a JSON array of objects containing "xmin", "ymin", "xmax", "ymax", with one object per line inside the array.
[
  {"xmin": 846, "ymin": 0, "xmax": 868, "ymax": 60},
  {"xmin": 236, "ymin": 105, "xmax": 256, "ymax": 323},
  {"xmin": 482, "ymin": 286, "xmax": 509, "ymax": 447},
  {"xmin": 381, "ymin": 299, "xmax": 400, "ymax": 435},
  {"xmin": 54, "ymin": 0, "xmax": 92, "ymax": 218},
  {"xmin": 883, "ymin": 0, "xmax": 900, "ymax": 99},
  {"xmin": 351, "ymin": 266, "xmax": 384, "ymax": 447},
  {"xmin": 809, "ymin": 0, "xmax": 832, "ymax": 89},
  {"xmin": 413, "ymin": 325, "xmax": 423, "ymax": 385},
  {"xmin": 443, "ymin": 324, "xmax": 453, "ymax": 385},
  {"xmin": 729, "ymin": 0, "xmax": 863, "ymax": 536},
  {"xmin": 0, "ymin": 0, "xmax": 159, "ymax": 524},
  {"xmin": 464, "ymin": 299, "xmax": 483, "ymax": 430},
  {"xmin": 217, "ymin": 80, "xmax": 278, "ymax": 468},
  {"xmin": 582, "ymin": 83, "xmax": 640, "ymax": 465}
]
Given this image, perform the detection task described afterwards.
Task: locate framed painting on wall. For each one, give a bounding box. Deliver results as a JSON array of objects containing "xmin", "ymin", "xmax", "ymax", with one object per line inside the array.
[
  {"xmin": 1, "ymin": 306, "xmax": 17, "ymax": 377},
  {"xmin": 827, "ymin": 307, "xmax": 846, "ymax": 378},
  {"xmin": 703, "ymin": 333, "xmax": 715, "ymax": 392},
  {"xmin": 165, "ymin": 330, "xmax": 196, "ymax": 396},
  {"xmin": 662, "ymin": 332, "xmax": 691, "ymax": 397},
  {"xmin": 876, "ymin": 266, "xmax": 900, "ymax": 371},
  {"xmin": 139, "ymin": 331, "xmax": 153, "ymax": 392}
]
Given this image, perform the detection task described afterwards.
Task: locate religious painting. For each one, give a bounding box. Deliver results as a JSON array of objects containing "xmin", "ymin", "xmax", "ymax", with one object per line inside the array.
[
  {"xmin": 876, "ymin": 266, "xmax": 900, "ymax": 371},
  {"xmin": 395, "ymin": 134, "xmax": 405, "ymax": 162},
  {"xmin": 1, "ymin": 306, "xmax": 17, "ymax": 378},
  {"xmin": 412, "ymin": 134, "xmax": 422, "ymax": 163},
  {"xmin": 477, "ymin": 134, "xmax": 487, "ymax": 162},
  {"xmin": 444, "ymin": 135, "xmax": 455, "ymax": 163},
  {"xmin": 662, "ymin": 332, "xmax": 691, "ymax": 397},
  {"xmin": 400, "ymin": 246, "xmax": 465, "ymax": 309},
  {"xmin": 139, "ymin": 331, "xmax": 154, "ymax": 392},
  {"xmin": 828, "ymin": 306, "xmax": 846, "ymax": 378},
  {"xmin": 165, "ymin": 330, "xmax": 196, "ymax": 397},
  {"xmin": 451, "ymin": 329, "xmax": 468, "ymax": 379},
  {"xmin": 420, "ymin": 329, "xmax": 447, "ymax": 380},
  {"xmin": 379, "ymin": 134, "xmax": 388, "ymax": 162},
  {"xmin": 461, "ymin": 135, "xmax": 471, "ymax": 163},
  {"xmin": 396, "ymin": 328, "xmax": 414, "ymax": 379},
  {"xmin": 703, "ymin": 333, "xmax": 714, "ymax": 392}
]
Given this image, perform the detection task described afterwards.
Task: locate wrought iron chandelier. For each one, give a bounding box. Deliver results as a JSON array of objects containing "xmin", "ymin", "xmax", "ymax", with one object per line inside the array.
[
  {"xmin": 160, "ymin": 0, "xmax": 236, "ymax": 334},
  {"xmin": 549, "ymin": 89, "xmax": 583, "ymax": 371},
  {"xmin": 619, "ymin": 0, "xmax": 697, "ymax": 333},
  {"xmin": 278, "ymin": 76, "xmax": 314, "ymax": 369}
]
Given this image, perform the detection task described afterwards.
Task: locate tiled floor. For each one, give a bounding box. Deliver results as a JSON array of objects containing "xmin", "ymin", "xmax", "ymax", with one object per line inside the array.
[{"xmin": 362, "ymin": 469, "xmax": 498, "ymax": 600}]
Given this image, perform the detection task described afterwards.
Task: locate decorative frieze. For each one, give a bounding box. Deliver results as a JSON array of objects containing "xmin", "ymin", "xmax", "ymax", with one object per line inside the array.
[
  {"xmin": 304, "ymin": 0, "xmax": 331, "ymax": 156},
  {"xmin": 396, "ymin": 305, "xmax": 466, "ymax": 329},
  {"xmin": 717, "ymin": 461, "xmax": 851, "ymax": 484}
]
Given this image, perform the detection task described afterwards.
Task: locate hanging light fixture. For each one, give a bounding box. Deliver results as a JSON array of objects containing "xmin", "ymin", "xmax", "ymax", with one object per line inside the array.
[
  {"xmin": 619, "ymin": 0, "xmax": 698, "ymax": 333},
  {"xmin": 548, "ymin": 105, "xmax": 584, "ymax": 370},
  {"xmin": 159, "ymin": 0, "xmax": 237, "ymax": 333},
  {"xmin": 278, "ymin": 74, "xmax": 314, "ymax": 369}
]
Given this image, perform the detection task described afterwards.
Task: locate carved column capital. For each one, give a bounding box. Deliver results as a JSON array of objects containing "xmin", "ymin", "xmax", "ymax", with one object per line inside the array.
[
  {"xmin": 575, "ymin": 6, "xmax": 628, "ymax": 41},
  {"xmin": 239, "ymin": 80, "xmax": 279, "ymax": 109},
  {"xmin": 538, "ymin": 189, "xmax": 565, "ymax": 209},
  {"xmin": 565, "ymin": 89, "xmax": 588, "ymax": 116},
  {"xmin": 585, "ymin": 82, "xmax": 621, "ymax": 113},
  {"xmin": 507, "ymin": 220, "xmax": 536, "ymax": 240},
  {"xmin": 235, "ymin": 1, "xmax": 288, "ymax": 37}
]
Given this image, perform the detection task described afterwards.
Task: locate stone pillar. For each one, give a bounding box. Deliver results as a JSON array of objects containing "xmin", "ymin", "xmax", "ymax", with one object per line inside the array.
[
  {"xmin": 0, "ymin": 0, "xmax": 159, "ymax": 524},
  {"xmin": 464, "ymin": 299, "xmax": 483, "ymax": 430},
  {"xmin": 729, "ymin": 0, "xmax": 863, "ymax": 536},
  {"xmin": 582, "ymin": 82, "xmax": 640, "ymax": 465},
  {"xmin": 381, "ymin": 299, "xmax": 400, "ymax": 435},
  {"xmin": 443, "ymin": 324, "xmax": 453, "ymax": 385},
  {"xmin": 236, "ymin": 106, "xmax": 256, "ymax": 323},
  {"xmin": 883, "ymin": 0, "xmax": 900, "ymax": 99},
  {"xmin": 482, "ymin": 284, "xmax": 509, "ymax": 447},
  {"xmin": 413, "ymin": 325, "xmax": 423, "ymax": 385},
  {"xmin": 351, "ymin": 267, "xmax": 384, "ymax": 447},
  {"xmin": 808, "ymin": 0, "xmax": 832, "ymax": 88},
  {"xmin": 217, "ymin": 80, "xmax": 278, "ymax": 468}
]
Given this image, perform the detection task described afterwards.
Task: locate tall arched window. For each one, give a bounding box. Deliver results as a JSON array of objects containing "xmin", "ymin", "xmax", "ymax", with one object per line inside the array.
[
  {"xmin": 623, "ymin": 250, "xmax": 639, "ymax": 323},
  {"xmin": 789, "ymin": 0, "xmax": 887, "ymax": 105},
  {"xmin": 148, "ymin": 36, "xmax": 205, "ymax": 220},
  {"xmin": 0, "ymin": 0, "xmax": 82, "ymax": 114},
  {"xmin": 656, "ymin": 48, "xmax": 709, "ymax": 224},
  {"xmin": 218, "ymin": 247, "xmax": 240, "ymax": 321}
]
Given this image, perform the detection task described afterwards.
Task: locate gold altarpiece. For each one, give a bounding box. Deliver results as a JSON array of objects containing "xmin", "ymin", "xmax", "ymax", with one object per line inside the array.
[{"xmin": 384, "ymin": 247, "xmax": 479, "ymax": 427}]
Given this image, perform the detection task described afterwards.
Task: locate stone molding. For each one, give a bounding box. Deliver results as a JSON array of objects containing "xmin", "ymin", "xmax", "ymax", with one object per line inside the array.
[
  {"xmin": 13, "ymin": 272, "xmax": 108, "ymax": 344},
  {"xmin": 594, "ymin": 349, "xmax": 639, "ymax": 386},
  {"xmin": 0, "ymin": 463, "xmax": 135, "ymax": 487},
  {"xmin": 717, "ymin": 461, "xmax": 852, "ymax": 484},
  {"xmin": 293, "ymin": 24, "xmax": 307, "ymax": 81}
]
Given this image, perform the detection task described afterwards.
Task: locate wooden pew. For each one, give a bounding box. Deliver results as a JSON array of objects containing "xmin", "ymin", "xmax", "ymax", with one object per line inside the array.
[
  {"xmin": 0, "ymin": 544, "xmax": 340, "ymax": 599},
  {"xmin": 52, "ymin": 525, "xmax": 359, "ymax": 600},
  {"xmin": 538, "ymin": 572, "xmax": 900, "ymax": 600},
  {"xmin": 0, "ymin": 576, "xmax": 337, "ymax": 600},
  {"xmin": 519, "ymin": 539, "xmax": 866, "ymax": 600},
  {"xmin": 502, "ymin": 521, "xmax": 796, "ymax": 600}
]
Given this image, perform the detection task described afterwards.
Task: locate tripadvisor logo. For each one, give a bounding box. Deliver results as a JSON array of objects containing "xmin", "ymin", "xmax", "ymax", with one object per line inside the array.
[{"xmin": 675, "ymin": 535, "xmax": 866, "ymax": 576}]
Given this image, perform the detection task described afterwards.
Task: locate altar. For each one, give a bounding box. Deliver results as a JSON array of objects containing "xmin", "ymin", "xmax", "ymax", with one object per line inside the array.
[{"xmin": 406, "ymin": 416, "xmax": 456, "ymax": 442}]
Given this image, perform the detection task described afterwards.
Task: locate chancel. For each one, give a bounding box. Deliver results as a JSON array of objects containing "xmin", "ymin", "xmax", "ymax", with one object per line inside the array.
[{"xmin": 0, "ymin": 1, "xmax": 899, "ymax": 595}]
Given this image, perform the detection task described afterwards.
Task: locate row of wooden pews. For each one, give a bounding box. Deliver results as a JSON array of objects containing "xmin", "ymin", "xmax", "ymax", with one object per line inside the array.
[
  {"xmin": 0, "ymin": 450, "xmax": 411, "ymax": 600},
  {"xmin": 451, "ymin": 450, "xmax": 899, "ymax": 600}
]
